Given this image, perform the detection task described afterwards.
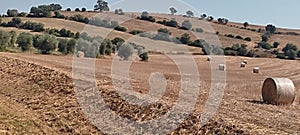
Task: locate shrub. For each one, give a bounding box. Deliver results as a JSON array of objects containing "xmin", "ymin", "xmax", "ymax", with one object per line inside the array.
[
  {"xmin": 261, "ymin": 34, "xmax": 270, "ymax": 42},
  {"xmin": 29, "ymin": 5, "xmax": 52, "ymax": 17},
  {"xmin": 180, "ymin": 20, "xmax": 192, "ymax": 30},
  {"xmin": 178, "ymin": 33, "xmax": 191, "ymax": 44},
  {"xmin": 140, "ymin": 11, "xmax": 156, "ymax": 22},
  {"xmin": 81, "ymin": 8, "xmax": 87, "ymax": 12},
  {"xmin": 7, "ymin": 9, "xmax": 18, "ymax": 17},
  {"xmin": 114, "ymin": 25, "xmax": 127, "ymax": 32},
  {"xmin": 246, "ymin": 50, "xmax": 255, "ymax": 57},
  {"xmin": 235, "ymin": 35, "xmax": 243, "ymax": 40},
  {"xmin": 54, "ymin": 11, "xmax": 65, "ymax": 18},
  {"xmin": 153, "ymin": 28, "xmax": 171, "ymax": 41},
  {"xmin": 129, "ymin": 30, "xmax": 144, "ymax": 35},
  {"xmin": 297, "ymin": 50, "xmax": 300, "ymax": 57},
  {"xmin": 226, "ymin": 34, "xmax": 235, "ymax": 38},
  {"xmin": 66, "ymin": 8, "xmax": 71, "ymax": 11},
  {"xmin": 70, "ymin": 14, "xmax": 89, "ymax": 23},
  {"xmin": 0, "ymin": 30, "xmax": 11, "ymax": 51},
  {"xmin": 244, "ymin": 37, "xmax": 252, "ymax": 41},
  {"xmin": 67, "ymin": 39, "xmax": 76, "ymax": 53},
  {"xmin": 58, "ymin": 38, "xmax": 68, "ymax": 54},
  {"xmin": 273, "ymin": 42, "xmax": 280, "ymax": 48},
  {"xmin": 139, "ymin": 52, "xmax": 148, "ymax": 61},
  {"xmin": 34, "ymin": 34, "xmax": 58, "ymax": 54},
  {"xmin": 276, "ymin": 53, "xmax": 286, "ymax": 59},
  {"xmin": 17, "ymin": 32, "xmax": 33, "ymax": 51},
  {"xmin": 258, "ymin": 42, "xmax": 272, "ymax": 50},
  {"xmin": 118, "ymin": 43, "xmax": 134, "ymax": 60},
  {"xmin": 75, "ymin": 8, "xmax": 80, "ymax": 12},
  {"xmin": 188, "ymin": 39, "xmax": 206, "ymax": 48},
  {"xmin": 192, "ymin": 28, "xmax": 203, "ymax": 33},
  {"xmin": 7, "ymin": 18, "xmax": 22, "ymax": 27}
]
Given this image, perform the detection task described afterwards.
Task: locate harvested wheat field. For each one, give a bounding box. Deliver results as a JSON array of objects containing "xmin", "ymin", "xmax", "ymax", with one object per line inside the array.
[{"xmin": 0, "ymin": 52, "xmax": 299, "ymax": 134}]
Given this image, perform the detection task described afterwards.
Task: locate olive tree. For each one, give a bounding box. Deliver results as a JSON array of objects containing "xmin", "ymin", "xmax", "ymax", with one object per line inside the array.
[
  {"xmin": 17, "ymin": 32, "xmax": 33, "ymax": 51},
  {"xmin": 118, "ymin": 43, "xmax": 134, "ymax": 60}
]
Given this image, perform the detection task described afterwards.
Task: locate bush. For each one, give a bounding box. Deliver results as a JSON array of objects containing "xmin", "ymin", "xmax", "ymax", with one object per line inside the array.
[
  {"xmin": 153, "ymin": 28, "xmax": 171, "ymax": 41},
  {"xmin": 226, "ymin": 34, "xmax": 235, "ymax": 38},
  {"xmin": 118, "ymin": 43, "xmax": 134, "ymax": 60},
  {"xmin": 114, "ymin": 25, "xmax": 127, "ymax": 32},
  {"xmin": 273, "ymin": 42, "xmax": 280, "ymax": 48},
  {"xmin": 192, "ymin": 28, "xmax": 203, "ymax": 33},
  {"xmin": 81, "ymin": 8, "xmax": 87, "ymax": 12},
  {"xmin": 0, "ymin": 30, "xmax": 13, "ymax": 51},
  {"xmin": 140, "ymin": 11, "xmax": 156, "ymax": 22},
  {"xmin": 66, "ymin": 8, "xmax": 71, "ymax": 11},
  {"xmin": 58, "ymin": 38, "xmax": 68, "ymax": 54},
  {"xmin": 115, "ymin": 9, "xmax": 124, "ymax": 15},
  {"xmin": 129, "ymin": 30, "xmax": 144, "ymax": 35},
  {"xmin": 276, "ymin": 53, "xmax": 286, "ymax": 59},
  {"xmin": 17, "ymin": 32, "xmax": 33, "ymax": 51},
  {"xmin": 244, "ymin": 37, "xmax": 252, "ymax": 41},
  {"xmin": 67, "ymin": 39, "xmax": 76, "ymax": 53},
  {"xmin": 180, "ymin": 20, "xmax": 192, "ymax": 30},
  {"xmin": 34, "ymin": 34, "xmax": 58, "ymax": 54},
  {"xmin": 7, "ymin": 9, "xmax": 18, "ymax": 17},
  {"xmin": 7, "ymin": 18, "xmax": 22, "ymax": 27},
  {"xmin": 188, "ymin": 39, "xmax": 206, "ymax": 48},
  {"xmin": 261, "ymin": 34, "xmax": 270, "ymax": 42},
  {"xmin": 235, "ymin": 35, "xmax": 243, "ymax": 40},
  {"xmin": 75, "ymin": 8, "xmax": 80, "ymax": 12},
  {"xmin": 54, "ymin": 11, "xmax": 65, "ymax": 18},
  {"xmin": 297, "ymin": 50, "xmax": 300, "ymax": 57},
  {"xmin": 70, "ymin": 14, "xmax": 89, "ymax": 23},
  {"xmin": 29, "ymin": 5, "xmax": 52, "ymax": 17},
  {"xmin": 246, "ymin": 50, "xmax": 255, "ymax": 57},
  {"xmin": 139, "ymin": 52, "xmax": 148, "ymax": 61},
  {"xmin": 258, "ymin": 42, "xmax": 272, "ymax": 50},
  {"xmin": 178, "ymin": 33, "xmax": 191, "ymax": 44}
]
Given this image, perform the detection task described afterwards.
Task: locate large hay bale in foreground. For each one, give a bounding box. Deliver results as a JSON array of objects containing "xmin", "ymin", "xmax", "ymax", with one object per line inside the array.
[
  {"xmin": 262, "ymin": 78, "xmax": 295, "ymax": 105},
  {"xmin": 219, "ymin": 64, "xmax": 225, "ymax": 71},
  {"xmin": 253, "ymin": 67, "xmax": 259, "ymax": 73}
]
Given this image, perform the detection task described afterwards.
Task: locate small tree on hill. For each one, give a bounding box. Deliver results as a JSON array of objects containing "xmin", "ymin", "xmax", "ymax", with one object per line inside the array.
[
  {"xmin": 186, "ymin": 10, "xmax": 194, "ymax": 17},
  {"xmin": 139, "ymin": 52, "xmax": 148, "ymax": 61},
  {"xmin": 49, "ymin": 3, "xmax": 62, "ymax": 11},
  {"xmin": 273, "ymin": 42, "xmax": 280, "ymax": 48},
  {"xmin": 200, "ymin": 14, "xmax": 207, "ymax": 19},
  {"xmin": 34, "ymin": 34, "xmax": 58, "ymax": 54},
  {"xmin": 243, "ymin": 22, "xmax": 249, "ymax": 28},
  {"xmin": 170, "ymin": 7, "xmax": 177, "ymax": 15},
  {"xmin": 82, "ymin": 8, "xmax": 87, "ymax": 12},
  {"xmin": 94, "ymin": 0, "xmax": 110, "ymax": 12},
  {"xmin": 179, "ymin": 33, "xmax": 191, "ymax": 44},
  {"xmin": 7, "ymin": 9, "xmax": 18, "ymax": 17},
  {"xmin": 265, "ymin": 24, "xmax": 276, "ymax": 34}
]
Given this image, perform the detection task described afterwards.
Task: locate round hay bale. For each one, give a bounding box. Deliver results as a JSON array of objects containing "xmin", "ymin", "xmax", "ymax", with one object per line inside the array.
[
  {"xmin": 77, "ymin": 51, "xmax": 85, "ymax": 58},
  {"xmin": 243, "ymin": 60, "xmax": 248, "ymax": 64},
  {"xmin": 207, "ymin": 56, "xmax": 212, "ymax": 61},
  {"xmin": 219, "ymin": 64, "xmax": 225, "ymax": 71},
  {"xmin": 240, "ymin": 62, "xmax": 246, "ymax": 68},
  {"xmin": 253, "ymin": 67, "xmax": 259, "ymax": 73},
  {"xmin": 262, "ymin": 78, "xmax": 295, "ymax": 105}
]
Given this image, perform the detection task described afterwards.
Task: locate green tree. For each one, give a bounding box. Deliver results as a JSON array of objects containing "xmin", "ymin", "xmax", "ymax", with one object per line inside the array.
[
  {"xmin": 261, "ymin": 34, "xmax": 270, "ymax": 42},
  {"xmin": 29, "ymin": 5, "xmax": 52, "ymax": 17},
  {"xmin": 139, "ymin": 52, "xmax": 148, "ymax": 61},
  {"xmin": 58, "ymin": 38, "xmax": 68, "ymax": 54},
  {"xmin": 17, "ymin": 32, "xmax": 33, "ymax": 51},
  {"xmin": 118, "ymin": 43, "xmax": 134, "ymax": 60},
  {"xmin": 282, "ymin": 43, "xmax": 297, "ymax": 54},
  {"xmin": 94, "ymin": 0, "xmax": 110, "ymax": 12},
  {"xmin": 181, "ymin": 20, "xmax": 192, "ymax": 30},
  {"xmin": 170, "ymin": 7, "xmax": 177, "ymax": 15},
  {"xmin": 297, "ymin": 50, "xmax": 300, "ymax": 57},
  {"xmin": 7, "ymin": 18, "xmax": 22, "ymax": 27},
  {"xmin": 179, "ymin": 33, "xmax": 191, "ymax": 44},
  {"xmin": 186, "ymin": 10, "xmax": 194, "ymax": 17},
  {"xmin": 265, "ymin": 24, "xmax": 276, "ymax": 34},
  {"xmin": 243, "ymin": 22, "xmax": 249, "ymax": 28},
  {"xmin": 9, "ymin": 31, "xmax": 17, "ymax": 47},
  {"xmin": 49, "ymin": 3, "xmax": 62, "ymax": 11},
  {"xmin": 0, "ymin": 30, "xmax": 12, "ymax": 51},
  {"xmin": 7, "ymin": 9, "xmax": 18, "ymax": 17},
  {"xmin": 34, "ymin": 34, "xmax": 58, "ymax": 54},
  {"xmin": 273, "ymin": 42, "xmax": 280, "ymax": 48},
  {"xmin": 67, "ymin": 39, "xmax": 76, "ymax": 53},
  {"xmin": 258, "ymin": 42, "xmax": 272, "ymax": 50},
  {"xmin": 285, "ymin": 50, "xmax": 297, "ymax": 60}
]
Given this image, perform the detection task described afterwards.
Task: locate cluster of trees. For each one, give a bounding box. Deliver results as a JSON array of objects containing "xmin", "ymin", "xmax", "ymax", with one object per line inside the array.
[
  {"xmin": 94, "ymin": 0, "xmax": 109, "ymax": 12},
  {"xmin": 29, "ymin": 3, "xmax": 62, "ymax": 17},
  {"xmin": 1, "ymin": 18, "xmax": 45, "ymax": 32},
  {"xmin": 6, "ymin": 9, "xmax": 27, "ymax": 17},
  {"xmin": 156, "ymin": 19, "xmax": 179, "ymax": 28},
  {"xmin": 224, "ymin": 44, "xmax": 254, "ymax": 57},
  {"xmin": 46, "ymin": 28, "xmax": 80, "ymax": 38},
  {"xmin": 217, "ymin": 18, "xmax": 229, "ymax": 25},
  {"xmin": 275, "ymin": 43, "xmax": 300, "ymax": 60},
  {"xmin": 138, "ymin": 11, "xmax": 156, "ymax": 22}
]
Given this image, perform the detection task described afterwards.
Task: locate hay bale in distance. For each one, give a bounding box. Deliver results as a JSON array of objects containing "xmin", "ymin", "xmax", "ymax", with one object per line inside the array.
[
  {"xmin": 243, "ymin": 60, "xmax": 248, "ymax": 64},
  {"xmin": 253, "ymin": 67, "xmax": 259, "ymax": 73},
  {"xmin": 207, "ymin": 56, "xmax": 212, "ymax": 61},
  {"xmin": 262, "ymin": 78, "xmax": 295, "ymax": 105},
  {"xmin": 241, "ymin": 62, "xmax": 246, "ymax": 68},
  {"xmin": 77, "ymin": 51, "xmax": 85, "ymax": 58},
  {"xmin": 219, "ymin": 64, "xmax": 225, "ymax": 71}
]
